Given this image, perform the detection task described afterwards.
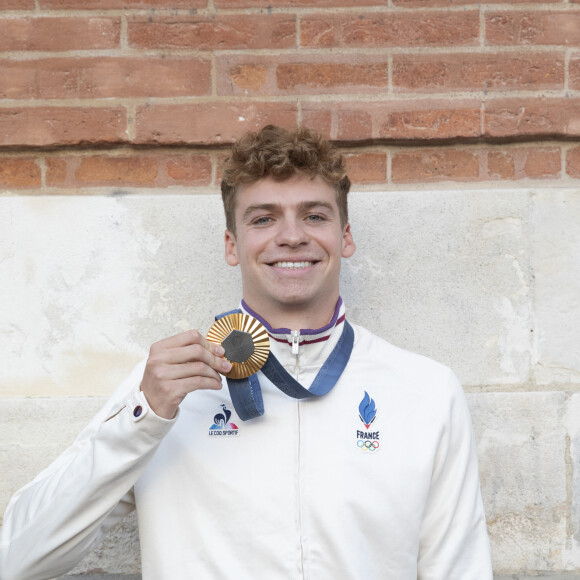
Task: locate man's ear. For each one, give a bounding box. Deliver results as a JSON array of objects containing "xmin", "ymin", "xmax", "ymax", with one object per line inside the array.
[
  {"xmin": 224, "ymin": 229, "xmax": 239, "ymax": 266},
  {"xmin": 341, "ymin": 223, "xmax": 356, "ymax": 258}
]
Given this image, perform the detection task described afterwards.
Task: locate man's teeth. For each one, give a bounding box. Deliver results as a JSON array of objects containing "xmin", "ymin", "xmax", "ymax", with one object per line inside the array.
[{"xmin": 273, "ymin": 261, "xmax": 313, "ymax": 269}]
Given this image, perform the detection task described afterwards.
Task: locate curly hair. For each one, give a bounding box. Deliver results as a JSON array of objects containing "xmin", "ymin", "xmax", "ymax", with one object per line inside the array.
[{"xmin": 220, "ymin": 125, "xmax": 351, "ymax": 233}]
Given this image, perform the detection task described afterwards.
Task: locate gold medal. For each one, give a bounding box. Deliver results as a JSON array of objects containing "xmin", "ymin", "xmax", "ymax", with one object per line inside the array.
[{"xmin": 207, "ymin": 313, "xmax": 270, "ymax": 379}]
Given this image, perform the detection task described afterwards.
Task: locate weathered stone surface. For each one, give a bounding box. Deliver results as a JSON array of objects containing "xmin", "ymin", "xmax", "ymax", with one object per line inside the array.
[
  {"xmin": 1, "ymin": 188, "xmax": 579, "ymax": 576},
  {"xmin": 0, "ymin": 195, "xmax": 239, "ymax": 398},
  {"xmin": 467, "ymin": 392, "xmax": 567, "ymax": 573},
  {"xmin": 65, "ymin": 512, "xmax": 140, "ymax": 576},
  {"xmin": 494, "ymin": 576, "xmax": 580, "ymax": 580},
  {"xmin": 344, "ymin": 189, "xmax": 533, "ymax": 386},
  {"xmin": 533, "ymin": 190, "xmax": 580, "ymax": 384},
  {"xmin": 60, "ymin": 576, "xmax": 141, "ymax": 579},
  {"xmin": 564, "ymin": 393, "xmax": 580, "ymax": 569}
]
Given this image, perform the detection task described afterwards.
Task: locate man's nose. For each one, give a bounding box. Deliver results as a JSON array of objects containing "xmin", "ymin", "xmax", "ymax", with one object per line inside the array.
[{"xmin": 275, "ymin": 218, "xmax": 309, "ymax": 247}]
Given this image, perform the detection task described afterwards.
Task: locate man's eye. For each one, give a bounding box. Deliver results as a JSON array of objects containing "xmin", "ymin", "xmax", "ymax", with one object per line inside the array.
[
  {"xmin": 252, "ymin": 216, "xmax": 272, "ymax": 225},
  {"xmin": 306, "ymin": 214, "xmax": 325, "ymax": 222}
]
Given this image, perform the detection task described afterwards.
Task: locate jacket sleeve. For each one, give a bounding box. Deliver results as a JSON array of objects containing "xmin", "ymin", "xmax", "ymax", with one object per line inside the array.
[
  {"xmin": 417, "ymin": 370, "xmax": 493, "ymax": 580},
  {"xmin": 0, "ymin": 360, "xmax": 176, "ymax": 580}
]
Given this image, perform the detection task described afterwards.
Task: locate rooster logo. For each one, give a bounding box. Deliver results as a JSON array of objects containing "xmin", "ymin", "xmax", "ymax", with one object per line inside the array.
[
  {"xmin": 359, "ymin": 392, "xmax": 377, "ymax": 429},
  {"xmin": 210, "ymin": 404, "xmax": 239, "ymax": 431}
]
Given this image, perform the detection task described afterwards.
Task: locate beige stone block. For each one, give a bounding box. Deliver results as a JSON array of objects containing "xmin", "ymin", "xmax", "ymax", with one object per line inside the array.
[
  {"xmin": 0, "ymin": 195, "xmax": 239, "ymax": 398},
  {"xmin": 66, "ymin": 512, "xmax": 140, "ymax": 576},
  {"xmin": 467, "ymin": 392, "xmax": 568, "ymax": 572},
  {"xmin": 345, "ymin": 190, "xmax": 533, "ymax": 386},
  {"xmin": 563, "ymin": 393, "xmax": 580, "ymax": 569},
  {"xmin": 533, "ymin": 189, "xmax": 580, "ymax": 385}
]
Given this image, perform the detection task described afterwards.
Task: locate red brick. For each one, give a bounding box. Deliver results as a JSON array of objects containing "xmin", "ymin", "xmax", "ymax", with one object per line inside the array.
[
  {"xmin": 303, "ymin": 101, "xmax": 481, "ymax": 142},
  {"xmin": 278, "ymin": 60, "xmax": 388, "ymax": 93},
  {"xmin": 129, "ymin": 14, "xmax": 296, "ymax": 50},
  {"xmin": 0, "ymin": 17, "xmax": 120, "ymax": 52},
  {"xmin": 45, "ymin": 158, "xmax": 68, "ymax": 185},
  {"xmin": 0, "ymin": 0, "xmax": 35, "ymax": 8},
  {"xmin": 570, "ymin": 53, "xmax": 580, "ymax": 90},
  {"xmin": 487, "ymin": 151, "xmax": 515, "ymax": 179},
  {"xmin": 334, "ymin": 108, "xmax": 373, "ymax": 141},
  {"xmin": 486, "ymin": 11, "xmax": 580, "ymax": 46},
  {"xmin": 215, "ymin": 0, "xmax": 382, "ymax": 6},
  {"xmin": 301, "ymin": 11, "xmax": 478, "ymax": 48},
  {"xmin": 485, "ymin": 98, "xmax": 580, "ymax": 139},
  {"xmin": 164, "ymin": 155, "xmax": 212, "ymax": 186},
  {"xmin": 395, "ymin": 0, "xmax": 555, "ymax": 4},
  {"xmin": 523, "ymin": 148, "xmax": 560, "ymax": 178},
  {"xmin": 135, "ymin": 103, "xmax": 298, "ymax": 145},
  {"xmin": 344, "ymin": 152, "xmax": 387, "ymax": 184},
  {"xmin": 223, "ymin": 63, "xmax": 269, "ymax": 93},
  {"xmin": 76, "ymin": 156, "xmax": 158, "ymax": 186},
  {"xmin": 485, "ymin": 147, "xmax": 561, "ymax": 180},
  {"xmin": 300, "ymin": 109, "xmax": 332, "ymax": 139},
  {"xmin": 217, "ymin": 54, "xmax": 389, "ymax": 96},
  {"xmin": 0, "ymin": 57, "xmax": 211, "ymax": 100},
  {"xmin": 45, "ymin": 153, "xmax": 213, "ymax": 187},
  {"xmin": 393, "ymin": 53, "xmax": 564, "ymax": 92},
  {"xmin": 0, "ymin": 158, "xmax": 41, "ymax": 188},
  {"xmin": 392, "ymin": 149, "xmax": 479, "ymax": 183},
  {"xmin": 567, "ymin": 147, "xmax": 580, "ymax": 178},
  {"xmin": 215, "ymin": 153, "xmax": 229, "ymax": 184},
  {"xmin": 0, "ymin": 108, "xmax": 127, "ymax": 148},
  {"xmin": 39, "ymin": 0, "xmax": 204, "ymax": 7}
]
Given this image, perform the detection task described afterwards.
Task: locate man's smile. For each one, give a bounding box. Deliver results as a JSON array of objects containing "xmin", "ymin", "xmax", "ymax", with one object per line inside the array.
[{"xmin": 270, "ymin": 261, "xmax": 317, "ymax": 269}]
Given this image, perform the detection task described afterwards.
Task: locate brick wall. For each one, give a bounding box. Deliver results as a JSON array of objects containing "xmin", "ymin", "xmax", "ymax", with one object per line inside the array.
[
  {"xmin": 2, "ymin": 2, "xmax": 580, "ymax": 579},
  {"xmin": 1, "ymin": 1, "xmax": 580, "ymax": 191}
]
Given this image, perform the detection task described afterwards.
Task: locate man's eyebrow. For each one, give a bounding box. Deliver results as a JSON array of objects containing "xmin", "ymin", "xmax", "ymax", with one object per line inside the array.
[
  {"xmin": 298, "ymin": 200, "xmax": 335, "ymax": 214},
  {"xmin": 242, "ymin": 203, "xmax": 279, "ymax": 222}
]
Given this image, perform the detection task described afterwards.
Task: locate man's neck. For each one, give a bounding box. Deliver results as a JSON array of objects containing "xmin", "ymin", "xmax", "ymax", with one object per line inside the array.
[{"xmin": 241, "ymin": 299, "xmax": 340, "ymax": 332}]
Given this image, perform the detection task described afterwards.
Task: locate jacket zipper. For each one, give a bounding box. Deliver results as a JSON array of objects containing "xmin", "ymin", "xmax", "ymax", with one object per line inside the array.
[
  {"xmin": 291, "ymin": 330, "xmax": 300, "ymax": 354},
  {"xmin": 297, "ymin": 399, "xmax": 305, "ymax": 578},
  {"xmin": 291, "ymin": 330, "xmax": 301, "ymax": 378},
  {"xmin": 292, "ymin": 329, "xmax": 305, "ymax": 577}
]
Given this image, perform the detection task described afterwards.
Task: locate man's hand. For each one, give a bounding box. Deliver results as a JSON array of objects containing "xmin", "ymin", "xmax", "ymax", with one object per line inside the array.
[{"xmin": 140, "ymin": 330, "xmax": 232, "ymax": 419}]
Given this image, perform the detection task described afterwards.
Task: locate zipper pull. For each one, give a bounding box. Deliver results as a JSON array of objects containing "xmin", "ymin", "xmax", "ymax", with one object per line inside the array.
[{"xmin": 291, "ymin": 330, "xmax": 300, "ymax": 355}]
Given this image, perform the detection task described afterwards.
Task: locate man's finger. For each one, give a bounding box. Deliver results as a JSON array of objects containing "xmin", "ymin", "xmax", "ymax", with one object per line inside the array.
[
  {"xmin": 162, "ymin": 361, "xmax": 230, "ymax": 382},
  {"xmin": 159, "ymin": 343, "xmax": 231, "ymax": 372},
  {"xmin": 173, "ymin": 375, "xmax": 224, "ymax": 393}
]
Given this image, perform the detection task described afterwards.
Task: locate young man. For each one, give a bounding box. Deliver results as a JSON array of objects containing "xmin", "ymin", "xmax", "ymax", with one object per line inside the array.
[{"xmin": 0, "ymin": 126, "xmax": 492, "ymax": 579}]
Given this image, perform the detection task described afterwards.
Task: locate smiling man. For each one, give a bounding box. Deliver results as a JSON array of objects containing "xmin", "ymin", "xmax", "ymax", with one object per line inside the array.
[
  {"xmin": 224, "ymin": 173, "xmax": 355, "ymax": 329},
  {"xmin": 0, "ymin": 126, "xmax": 492, "ymax": 579}
]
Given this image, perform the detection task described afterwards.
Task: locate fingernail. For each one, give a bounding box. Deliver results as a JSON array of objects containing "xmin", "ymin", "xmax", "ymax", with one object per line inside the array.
[
  {"xmin": 215, "ymin": 346, "xmax": 225, "ymax": 356},
  {"xmin": 223, "ymin": 360, "xmax": 232, "ymax": 371}
]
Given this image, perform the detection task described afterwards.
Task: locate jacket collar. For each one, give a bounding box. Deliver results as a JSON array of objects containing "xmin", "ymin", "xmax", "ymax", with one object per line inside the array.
[
  {"xmin": 240, "ymin": 299, "xmax": 346, "ymax": 380},
  {"xmin": 240, "ymin": 297, "xmax": 345, "ymax": 347}
]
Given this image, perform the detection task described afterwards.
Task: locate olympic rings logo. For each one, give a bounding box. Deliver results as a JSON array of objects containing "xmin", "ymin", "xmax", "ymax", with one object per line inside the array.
[{"xmin": 357, "ymin": 439, "xmax": 379, "ymax": 451}]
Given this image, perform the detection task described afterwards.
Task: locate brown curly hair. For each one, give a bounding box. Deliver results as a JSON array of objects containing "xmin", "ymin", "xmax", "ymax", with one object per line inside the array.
[{"xmin": 220, "ymin": 125, "xmax": 351, "ymax": 233}]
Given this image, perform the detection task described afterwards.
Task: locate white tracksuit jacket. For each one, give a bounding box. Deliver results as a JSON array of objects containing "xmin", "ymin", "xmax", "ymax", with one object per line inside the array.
[{"xmin": 0, "ymin": 303, "xmax": 492, "ymax": 580}]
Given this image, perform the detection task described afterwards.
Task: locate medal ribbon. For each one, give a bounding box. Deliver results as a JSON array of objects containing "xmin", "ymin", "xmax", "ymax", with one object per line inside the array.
[{"xmin": 215, "ymin": 309, "xmax": 354, "ymax": 421}]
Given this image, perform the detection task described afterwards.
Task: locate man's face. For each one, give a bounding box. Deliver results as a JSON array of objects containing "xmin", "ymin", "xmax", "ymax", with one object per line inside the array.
[{"xmin": 224, "ymin": 174, "xmax": 355, "ymax": 325}]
